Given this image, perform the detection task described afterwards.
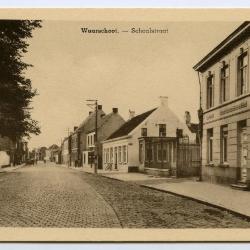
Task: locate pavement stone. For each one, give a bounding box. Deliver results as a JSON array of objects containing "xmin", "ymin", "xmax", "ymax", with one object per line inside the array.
[{"xmin": 0, "ymin": 163, "xmax": 121, "ymax": 227}]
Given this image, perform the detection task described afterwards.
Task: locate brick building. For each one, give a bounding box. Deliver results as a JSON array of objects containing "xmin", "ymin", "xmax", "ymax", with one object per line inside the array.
[{"xmin": 194, "ymin": 22, "xmax": 250, "ymax": 188}]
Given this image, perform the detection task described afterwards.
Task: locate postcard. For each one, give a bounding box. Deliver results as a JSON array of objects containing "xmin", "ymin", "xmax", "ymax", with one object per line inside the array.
[{"xmin": 0, "ymin": 8, "xmax": 250, "ymax": 242}]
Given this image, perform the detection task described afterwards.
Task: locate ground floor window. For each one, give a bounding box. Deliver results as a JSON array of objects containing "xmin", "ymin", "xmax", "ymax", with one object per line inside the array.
[
  {"xmin": 110, "ymin": 148, "xmax": 113, "ymax": 163},
  {"xmin": 123, "ymin": 146, "xmax": 127, "ymax": 163},
  {"xmin": 207, "ymin": 128, "xmax": 213, "ymax": 163},
  {"xmin": 157, "ymin": 143, "xmax": 168, "ymax": 162},
  {"xmin": 145, "ymin": 143, "xmax": 153, "ymax": 161},
  {"xmin": 139, "ymin": 142, "xmax": 143, "ymax": 163},
  {"xmin": 118, "ymin": 146, "xmax": 122, "ymax": 163},
  {"xmin": 221, "ymin": 125, "xmax": 228, "ymax": 163}
]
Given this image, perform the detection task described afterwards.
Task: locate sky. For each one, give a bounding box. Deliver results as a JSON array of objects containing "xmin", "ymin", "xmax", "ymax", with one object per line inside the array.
[{"xmin": 23, "ymin": 21, "xmax": 241, "ymax": 149}]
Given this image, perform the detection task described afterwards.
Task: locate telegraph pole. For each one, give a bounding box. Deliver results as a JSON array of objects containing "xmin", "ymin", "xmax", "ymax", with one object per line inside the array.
[{"xmin": 86, "ymin": 99, "xmax": 98, "ymax": 174}]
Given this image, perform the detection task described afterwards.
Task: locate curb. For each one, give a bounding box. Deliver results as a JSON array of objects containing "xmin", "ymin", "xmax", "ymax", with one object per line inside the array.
[
  {"xmin": 57, "ymin": 165, "xmax": 250, "ymax": 221},
  {"xmin": 0, "ymin": 164, "xmax": 25, "ymax": 173},
  {"xmin": 140, "ymin": 184, "xmax": 250, "ymax": 222},
  {"xmin": 94, "ymin": 172, "xmax": 250, "ymax": 221}
]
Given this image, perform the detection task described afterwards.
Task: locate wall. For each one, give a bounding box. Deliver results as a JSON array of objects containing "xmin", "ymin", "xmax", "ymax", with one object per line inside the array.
[
  {"xmin": 200, "ymin": 37, "xmax": 250, "ymax": 185},
  {"xmin": 102, "ymin": 104, "xmax": 195, "ymax": 172}
]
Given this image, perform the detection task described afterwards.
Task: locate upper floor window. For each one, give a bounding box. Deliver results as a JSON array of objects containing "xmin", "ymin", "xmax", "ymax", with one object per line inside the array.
[
  {"xmin": 237, "ymin": 52, "xmax": 248, "ymax": 96},
  {"xmin": 207, "ymin": 74, "xmax": 214, "ymax": 109},
  {"xmin": 141, "ymin": 128, "xmax": 147, "ymax": 137},
  {"xmin": 159, "ymin": 124, "xmax": 166, "ymax": 137},
  {"xmin": 220, "ymin": 64, "xmax": 229, "ymax": 103}
]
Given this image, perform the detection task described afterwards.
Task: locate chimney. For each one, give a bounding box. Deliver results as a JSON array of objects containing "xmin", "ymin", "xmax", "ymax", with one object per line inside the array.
[
  {"xmin": 98, "ymin": 105, "xmax": 102, "ymax": 110},
  {"xmin": 129, "ymin": 109, "xmax": 135, "ymax": 119},
  {"xmin": 89, "ymin": 111, "xmax": 93, "ymax": 116},
  {"xmin": 185, "ymin": 111, "xmax": 191, "ymax": 127},
  {"xmin": 112, "ymin": 108, "xmax": 118, "ymax": 113},
  {"xmin": 74, "ymin": 126, "xmax": 78, "ymax": 131},
  {"xmin": 159, "ymin": 96, "xmax": 168, "ymax": 107}
]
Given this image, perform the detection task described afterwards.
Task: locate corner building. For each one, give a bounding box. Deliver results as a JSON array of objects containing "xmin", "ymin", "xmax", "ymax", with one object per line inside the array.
[{"xmin": 194, "ymin": 22, "xmax": 250, "ymax": 187}]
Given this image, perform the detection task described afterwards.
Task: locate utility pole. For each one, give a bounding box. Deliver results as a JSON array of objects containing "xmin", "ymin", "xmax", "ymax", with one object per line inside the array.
[{"xmin": 86, "ymin": 99, "xmax": 98, "ymax": 174}]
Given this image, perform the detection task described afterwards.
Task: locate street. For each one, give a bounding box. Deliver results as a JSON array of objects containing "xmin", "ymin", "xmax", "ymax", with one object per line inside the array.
[{"xmin": 0, "ymin": 162, "xmax": 250, "ymax": 228}]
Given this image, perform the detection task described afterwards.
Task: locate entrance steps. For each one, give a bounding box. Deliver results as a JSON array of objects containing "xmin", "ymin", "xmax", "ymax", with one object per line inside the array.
[{"xmin": 231, "ymin": 182, "xmax": 249, "ymax": 191}]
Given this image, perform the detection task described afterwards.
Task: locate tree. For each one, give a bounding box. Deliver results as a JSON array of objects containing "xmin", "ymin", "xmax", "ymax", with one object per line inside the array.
[{"xmin": 0, "ymin": 20, "xmax": 42, "ymax": 142}]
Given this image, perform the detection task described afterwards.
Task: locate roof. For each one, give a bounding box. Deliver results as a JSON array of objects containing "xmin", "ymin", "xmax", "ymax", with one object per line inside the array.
[
  {"xmin": 75, "ymin": 109, "xmax": 106, "ymax": 133},
  {"xmin": 86, "ymin": 112, "xmax": 114, "ymax": 133},
  {"xmin": 49, "ymin": 144, "xmax": 59, "ymax": 150},
  {"xmin": 107, "ymin": 108, "xmax": 157, "ymax": 140},
  {"xmin": 187, "ymin": 123, "xmax": 199, "ymax": 134},
  {"xmin": 194, "ymin": 22, "xmax": 250, "ymax": 72}
]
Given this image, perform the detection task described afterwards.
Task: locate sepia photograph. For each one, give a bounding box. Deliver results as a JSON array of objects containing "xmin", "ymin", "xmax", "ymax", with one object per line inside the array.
[{"xmin": 0, "ymin": 8, "xmax": 250, "ymax": 242}]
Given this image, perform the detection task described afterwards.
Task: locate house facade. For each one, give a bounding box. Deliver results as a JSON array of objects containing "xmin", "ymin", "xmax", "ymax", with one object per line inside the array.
[
  {"xmin": 194, "ymin": 22, "xmax": 250, "ymax": 187},
  {"xmin": 0, "ymin": 135, "xmax": 15, "ymax": 167},
  {"xmin": 61, "ymin": 137, "xmax": 69, "ymax": 165},
  {"xmin": 102, "ymin": 97, "xmax": 196, "ymax": 174},
  {"xmin": 69, "ymin": 105, "xmax": 106, "ymax": 167},
  {"xmin": 82, "ymin": 107, "xmax": 125, "ymax": 170}
]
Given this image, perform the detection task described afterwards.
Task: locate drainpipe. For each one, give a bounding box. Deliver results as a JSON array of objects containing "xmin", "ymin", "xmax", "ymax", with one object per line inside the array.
[{"xmin": 197, "ymin": 71, "xmax": 203, "ymax": 182}]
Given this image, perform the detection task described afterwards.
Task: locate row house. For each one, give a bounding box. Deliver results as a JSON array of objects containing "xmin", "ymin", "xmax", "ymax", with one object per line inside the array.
[
  {"xmin": 102, "ymin": 97, "xmax": 197, "ymax": 176},
  {"xmin": 61, "ymin": 137, "xmax": 69, "ymax": 165},
  {"xmin": 194, "ymin": 21, "xmax": 250, "ymax": 188},
  {"xmin": 82, "ymin": 107, "xmax": 125, "ymax": 170},
  {"xmin": 69, "ymin": 105, "xmax": 105, "ymax": 167},
  {"xmin": 62, "ymin": 105, "xmax": 125, "ymax": 169}
]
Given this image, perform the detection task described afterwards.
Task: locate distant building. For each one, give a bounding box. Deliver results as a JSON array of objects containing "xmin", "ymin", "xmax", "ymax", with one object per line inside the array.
[
  {"xmin": 82, "ymin": 107, "xmax": 125, "ymax": 170},
  {"xmin": 61, "ymin": 137, "xmax": 69, "ymax": 165},
  {"xmin": 48, "ymin": 144, "xmax": 60, "ymax": 163},
  {"xmin": 194, "ymin": 22, "xmax": 250, "ymax": 188},
  {"xmin": 0, "ymin": 135, "xmax": 15, "ymax": 167},
  {"xmin": 102, "ymin": 97, "xmax": 196, "ymax": 175},
  {"xmin": 0, "ymin": 135, "xmax": 28, "ymax": 167}
]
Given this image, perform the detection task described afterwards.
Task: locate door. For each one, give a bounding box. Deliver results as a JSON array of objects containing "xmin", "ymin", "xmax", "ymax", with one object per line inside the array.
[{"xmin": 239, "ymin": 127, "xmax": 248, "ymax": 182}]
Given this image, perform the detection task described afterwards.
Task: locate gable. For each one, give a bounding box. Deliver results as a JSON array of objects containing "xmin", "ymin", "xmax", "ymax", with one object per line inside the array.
[{"xmin": 107, "ymin": 108, "xmax": 157, "ymax": 140}]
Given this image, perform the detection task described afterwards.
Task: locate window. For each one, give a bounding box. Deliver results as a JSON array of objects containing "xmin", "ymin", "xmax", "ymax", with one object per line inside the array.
[
  {"xmin": 110, "ymin": 148, "xmax": 113, "ymax": 163},
  {"xmin": 145, "ymin": 143, "xmax": 153, "ymax": 161},
  {"xmin": 141, "ymin": 128, "xmax": 147, "ymax": 137},
  {"xmin": 238, "ymin": 52, "xmax": 248, "ymax": 96},
  {"xmin": 107, "ymin": 148, "xmax": 110, "ymax": 163},
  {"xmin": 220, "ymin": 64, "xmax": 229, "ymax": 103},
  {"xmin": 221, "ymin": 126, "xmax": 228, "ymax": 163},
  {"xmin": 207, "ymin": 75, "xmax": 214, "ymax": 109},
  {"xmin": 207, "ymin": 128, "xmax": 213, "ymax": 163},
  {"xmin": 123, "ymin": 146, "xmax": 127, "ymax": 163},
  {"xmin": 139, "ymin": 142, "xmax": 144, "ymax": 163},
  {"xmin": 159, "ymin": 124, "xmax": 166, "ymax": 137},
  {"xmin": 118, "ymin": 146, "xmax": 122, "ymax": 163},
  {"xmin": 157, "ymin": 144, "xmax": 167, "ymax": 162}
]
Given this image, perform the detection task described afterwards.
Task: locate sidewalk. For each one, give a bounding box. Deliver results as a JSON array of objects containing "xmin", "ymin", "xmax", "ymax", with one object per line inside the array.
[
  {"xmin": 0, "ymin": 164, "xmax": 24, "ymax": 173},
  {"xmin": 101, "ymin": 172, "xmax": 250, "ymax": 219}
]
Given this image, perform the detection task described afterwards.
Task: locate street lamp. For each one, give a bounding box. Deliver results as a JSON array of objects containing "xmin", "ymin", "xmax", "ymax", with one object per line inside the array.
[{"xmin": 86, "ymin": 99, "xmax": 98, "ymax": 174}]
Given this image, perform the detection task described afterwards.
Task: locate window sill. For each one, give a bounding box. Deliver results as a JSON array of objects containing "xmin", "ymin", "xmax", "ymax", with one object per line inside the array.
[
  {"xmin": 218, "ymin": 163, "xmax": 230, "ymax": 168},
  {"xmin": 205, "ymin": 163, "xmax": 214, "ymax": 167}
]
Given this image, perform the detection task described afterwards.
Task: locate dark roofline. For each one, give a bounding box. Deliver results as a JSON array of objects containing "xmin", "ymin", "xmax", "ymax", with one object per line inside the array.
[
  {"xmin": 107, "ymin": 108, "xmax": 157, "ymax": 140},
  {"xmin": 194, "ymin": 21, "xmax": 250, "ymax": 72}
]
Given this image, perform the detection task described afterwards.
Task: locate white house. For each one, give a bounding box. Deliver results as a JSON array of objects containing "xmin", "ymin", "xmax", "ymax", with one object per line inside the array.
[{"xmin": 102, "ymin": 96, "xmax": 196, "ymax": 173}]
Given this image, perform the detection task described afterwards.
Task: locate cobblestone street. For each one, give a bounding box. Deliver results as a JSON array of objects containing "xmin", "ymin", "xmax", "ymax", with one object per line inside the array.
[{"xmin": 0, "ymin": 163, "xmax": 250, "ymax": 228}]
